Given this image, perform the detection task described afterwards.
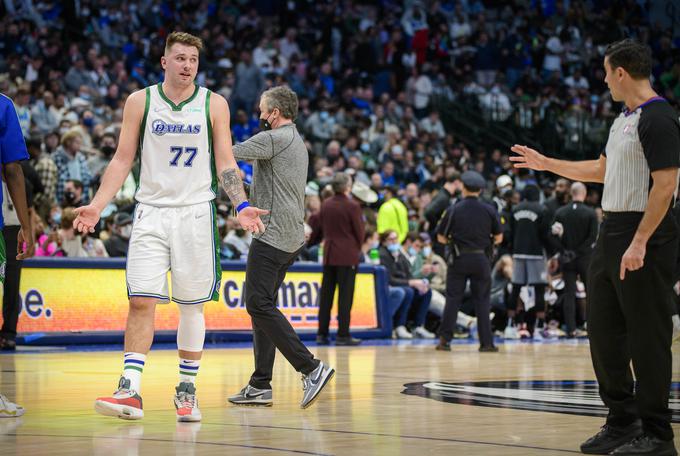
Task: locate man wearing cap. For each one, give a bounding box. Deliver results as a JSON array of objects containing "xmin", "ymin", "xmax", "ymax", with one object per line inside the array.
[
  {"xmin": 493, "ymin": 174, "xmax": 514, "ymax": 213},
  {"xmin": 104, "ymin": 212, "xmax": 132, "ymax": 257},
  {"xmin": 315, "ymin": 172, "xmax": 364, "ymax": 346},
  {"xmin": 436, "ymin": 171, "xmax": 503, "ymax": 352}
]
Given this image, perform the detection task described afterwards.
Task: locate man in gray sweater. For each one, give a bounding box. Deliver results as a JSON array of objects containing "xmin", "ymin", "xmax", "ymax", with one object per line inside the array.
[{"xmin": 227, "ymin": 86, "xmax": 335, "ymax": 409}]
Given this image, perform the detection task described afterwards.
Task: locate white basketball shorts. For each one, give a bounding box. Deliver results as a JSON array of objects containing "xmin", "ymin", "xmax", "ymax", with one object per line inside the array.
[{"xmin": 126, "ymin": 201, "xmax": 221, "ymax": 304}]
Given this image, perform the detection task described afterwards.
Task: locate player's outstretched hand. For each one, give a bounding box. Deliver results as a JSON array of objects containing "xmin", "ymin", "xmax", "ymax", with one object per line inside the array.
[
  {"xmin": 73, "ymin": 205, "xmax": 101, "ymax": 234},
  {"xmin": 237, "ymin": 206, "xmax": 269, "ymax": 234},
  {"xmin": 17, "ymin": 226, "xmax": 35, "ymax": 260},
  {"xmin": 509, "ymin": 144, "xmax": 547, "ymax": 171}
]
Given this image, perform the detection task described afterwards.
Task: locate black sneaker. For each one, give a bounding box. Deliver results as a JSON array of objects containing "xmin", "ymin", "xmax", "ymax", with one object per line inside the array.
[
  {"xmin": 611, "ymin": 434, "xmax": 677, "ymax": 455},
  {"xmin": 335, "ymin": 336, "xmax": 361, "ymax": 346},
  {"xmin": 0, "ymin": 338, "xmax": 16, "ymax": 351},
  {"xmin": 435, "ymin": 337, "xmax": 451, "ymax": 351},
  {"xmin": 315, "ymin": 335, "xmax": 330, "ymax": 345},
  {"xmin": 479, "ymin": 345, "xmax": 499, "ymax": 352},
  {"xmin": 580, "ymin": 422, "xmax": 643, "ymax": 454}
]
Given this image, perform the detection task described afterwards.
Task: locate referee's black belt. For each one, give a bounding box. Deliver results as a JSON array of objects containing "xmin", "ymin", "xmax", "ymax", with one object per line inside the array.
[
  {"xmin": 459, "ymin": 247, "xmax": 485, "ymax": 254},
  {"xmin": 602, "ymin": 211, "xmax": 644, "ymax": 220}
]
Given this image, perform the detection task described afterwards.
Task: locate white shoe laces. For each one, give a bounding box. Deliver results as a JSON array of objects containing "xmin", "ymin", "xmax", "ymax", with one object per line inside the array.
[{"xmin": 177, "ymin": 392, "xmax": 196, "ymax": 409}]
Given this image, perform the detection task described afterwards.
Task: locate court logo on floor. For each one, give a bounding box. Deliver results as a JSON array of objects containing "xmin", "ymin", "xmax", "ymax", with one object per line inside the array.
[{"xmin": 402, "ymin": 380, "xmax": 680, "ymax": 422}]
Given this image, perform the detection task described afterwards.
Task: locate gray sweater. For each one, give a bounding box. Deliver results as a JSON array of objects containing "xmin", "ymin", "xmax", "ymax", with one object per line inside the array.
[{"xmin": 232, "ymin": 123, "xmax": 308, "ymax": 253}]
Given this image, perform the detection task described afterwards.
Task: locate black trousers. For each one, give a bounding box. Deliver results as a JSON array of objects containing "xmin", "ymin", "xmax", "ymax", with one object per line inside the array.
[
  {"xmin": 318, "ymin": 265, "xmax": 357, "ymax": 337},
  {"xmin": 245, "ymin": 239, "xmax": 319, "ymax": 390},
  {"xmin": 562, "ymin": 255, "xmax": 591, "ymax": 334},
  {"xmin": 1, "ymin": 226, "xmax": 22, "ymax": 342},
  {"xmin": 588, "ymin": 212, "xmax": 677, "ymax": 441},
  {"xmin": 440, "ymin": 253, "xmax": 493, "ymax": 346}
]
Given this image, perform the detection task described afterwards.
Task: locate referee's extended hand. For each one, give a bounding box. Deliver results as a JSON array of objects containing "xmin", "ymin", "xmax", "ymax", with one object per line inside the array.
[
  {"xmin": 509, "ymin": 144, "xmax": 547, "ymax": 171},
  {"xmin": 237, "ymin": 206, "xmax": 269, "ymax": 234},
  {"xmin": 73, "ymin": 205, "xmax": 100, "ymax": 234},
  {"xmin": 620, "ymin": 240, "xmax": 646, "ymax": 280}
]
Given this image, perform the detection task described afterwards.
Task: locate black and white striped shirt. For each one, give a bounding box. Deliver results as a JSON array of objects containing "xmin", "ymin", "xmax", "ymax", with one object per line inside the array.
[{"xmin": 601, "ymin": 97, "xmax": 680, "ymax": 212}]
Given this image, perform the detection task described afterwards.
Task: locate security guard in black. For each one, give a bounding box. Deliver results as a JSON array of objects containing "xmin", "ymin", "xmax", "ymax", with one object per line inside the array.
[{"xmin": 436, "ymin": 171, "xmax": 503, "ymax": 351}]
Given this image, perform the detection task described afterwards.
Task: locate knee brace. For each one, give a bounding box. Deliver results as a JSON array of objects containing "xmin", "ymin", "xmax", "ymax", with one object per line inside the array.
[{"xmin": 177, "ymin": 303, "xmax": 206, "ymax": 352}]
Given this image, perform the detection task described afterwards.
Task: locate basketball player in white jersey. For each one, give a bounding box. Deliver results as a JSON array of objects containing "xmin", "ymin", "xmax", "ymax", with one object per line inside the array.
[{"xmin": 73, "ymin": 32, "xmax": 267, "ymax": 421}]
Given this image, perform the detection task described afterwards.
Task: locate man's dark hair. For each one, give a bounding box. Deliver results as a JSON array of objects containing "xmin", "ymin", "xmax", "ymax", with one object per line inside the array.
[
  {"xmin": 101, "ymin": 131, "xmax": 117, "ymax": 142},
  {"xmin": 522, "ymin": 184, "xmax": 540, "ymax": 202},
  {"xmin": 445, "ymin": 169, "xmax": 461, "ymax": 184},
  {"xmin": 66, "ymin": 179, "xmax": 84, "ymax": 191},
  {"xmin": 604, "ymin": 39, "xmax": 652, "ymax": 80},
  {"xmin": 383, "ymin": 185, "xmax": 399, "ymax": 197},
  {"xmin": 26, "ymin": 136, "xmax": 42, "ymax": 151}
]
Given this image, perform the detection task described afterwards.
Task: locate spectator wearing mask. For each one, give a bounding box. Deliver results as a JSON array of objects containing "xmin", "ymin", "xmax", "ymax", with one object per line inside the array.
[
  {"xmin": 61, "ymin": 179, "xmax": 84, "ymax": 208},
  {"xmin": 52, "ymin": 130, "xmax": 93, "ymax": 204},
  {"xmin": 551, "ymin": 182, "xmax": 598, "ymax": 337},
  {"xmin": 104, "ymin": 212, "xmax": 132, "ymax": 257},
  {"xmin": 26, "ymin": 136, "xmax": 56, "ymax": 220},
  {"xmin": 88, "ymin": 132, "xmax": 117, "ymax": 180},
  {"xmin": 30, "ymin": 90, "xmax": 59, "ymax": 135},
  {"xmin": 316, "ymin": 173, "xmax": 364, "ymax": 346},
  {"xmin": 379, "ymin": 229, "xmax": 433, "ymax": 339}
]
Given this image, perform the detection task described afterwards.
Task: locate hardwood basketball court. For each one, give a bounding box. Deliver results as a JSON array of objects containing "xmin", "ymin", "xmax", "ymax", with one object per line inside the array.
[{"xmin": 1, "ymin": 340, "xmax": 678, "ymax": 455}]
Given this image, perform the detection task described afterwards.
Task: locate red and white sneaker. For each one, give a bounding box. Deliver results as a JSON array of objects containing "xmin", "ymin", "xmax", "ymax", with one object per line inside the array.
[
  {"xmin": 174, "ymin": 382, "xmax": 201, "ymax": 422},
  {"xmin": 94, "ymin": 377, "xmax": 144, "ymax": 420}
]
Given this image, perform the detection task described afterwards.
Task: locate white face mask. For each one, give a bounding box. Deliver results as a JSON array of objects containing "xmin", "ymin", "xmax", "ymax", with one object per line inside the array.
[{"xmin": 119, "ymin": 224, "xmax": 132, "ymax": 239}]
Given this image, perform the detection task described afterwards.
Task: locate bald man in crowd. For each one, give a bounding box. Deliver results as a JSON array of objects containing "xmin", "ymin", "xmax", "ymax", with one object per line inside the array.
[{"xmin": 551, "ymin": 182, "xmax": 598, "ymax": 337}]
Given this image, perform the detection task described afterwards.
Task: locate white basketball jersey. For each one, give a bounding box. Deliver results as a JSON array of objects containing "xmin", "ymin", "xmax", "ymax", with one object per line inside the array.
[{"xmin": 135, "ymin": 83, "xmax": 217, "ymax": 207}]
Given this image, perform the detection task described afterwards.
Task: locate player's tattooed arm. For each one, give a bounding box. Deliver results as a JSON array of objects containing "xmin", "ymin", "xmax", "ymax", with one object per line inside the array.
[{"xmin": 220, "ymin": 168, "xmax": 248, "ymax": 207}]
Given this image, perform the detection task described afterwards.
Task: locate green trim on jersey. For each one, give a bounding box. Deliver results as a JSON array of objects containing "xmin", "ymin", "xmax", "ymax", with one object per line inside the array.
[
  {"xmin": 135, "ymin": 88, "xmax": 151, "ymax": 194},
  {"xmin": 157, "ymin": 83, "xmax": 200, "ymax": 111},
  {"xmin": 0, "ymin": 233, "xmax": 5, "ymax": 285},
  {"xmin": 205, "ymin": 90, "xmax": 219, "ymax": 197},
  {"xmin": 211, "ymin": 200, "xmax": 221, "ymax": 302}
]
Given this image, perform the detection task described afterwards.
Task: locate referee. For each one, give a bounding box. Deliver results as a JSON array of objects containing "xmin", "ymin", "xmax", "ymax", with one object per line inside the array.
[{"xmin": 511, "ymin": 39, "xmax": 679, "ymax": 456}]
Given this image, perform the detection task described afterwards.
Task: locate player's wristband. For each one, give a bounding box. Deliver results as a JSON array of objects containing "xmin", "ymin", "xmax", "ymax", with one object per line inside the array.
[{"xmin": 236, "ymin": 201, "xmax": 250, "ymax": 213}]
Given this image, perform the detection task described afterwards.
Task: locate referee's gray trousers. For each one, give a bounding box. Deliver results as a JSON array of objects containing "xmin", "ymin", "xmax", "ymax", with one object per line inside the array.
[
  {"xmin": 245, "ymin": 239, "xmax": 319, "ymax": 390},
  {"xmin": 588, "ymin": 211, "xmax": 677, "ymax": 441}
]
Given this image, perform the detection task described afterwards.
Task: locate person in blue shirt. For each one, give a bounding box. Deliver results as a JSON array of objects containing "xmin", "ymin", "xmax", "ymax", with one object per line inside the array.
[{"xmin": 0, "ymin": 93, "xmax": 36, "ymax": 416}]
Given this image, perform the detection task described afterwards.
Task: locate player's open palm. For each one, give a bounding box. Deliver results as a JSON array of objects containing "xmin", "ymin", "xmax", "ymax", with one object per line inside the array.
[
  {"xmin": 237, "ymin": 206, "xmax": 269, "ymax": 234},
  {"xmin": 73, "ymin": 205, "xmax": 101, "ymax": 234},
  {"xmin": 17, "ymin": 227, "xmax": 35, "ymax": 259},
  {"xmin": 510, "ymin": 144, "xmax": 547, "ymax": 171}
]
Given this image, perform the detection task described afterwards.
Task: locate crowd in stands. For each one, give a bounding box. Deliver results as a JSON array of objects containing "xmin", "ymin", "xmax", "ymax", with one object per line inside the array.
[{"xmin": 2, "ymin": 1, "xmax": 679, "ymax": 336}]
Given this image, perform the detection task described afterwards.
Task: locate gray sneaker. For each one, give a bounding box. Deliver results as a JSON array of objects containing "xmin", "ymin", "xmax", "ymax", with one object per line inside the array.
[
  {"xmin": 300, "ymin": 361, "xmax": 335, "ymax": 409},
  {"xmin": 228, "ymin": 385, "xmax": 273, "ymax": 406}
]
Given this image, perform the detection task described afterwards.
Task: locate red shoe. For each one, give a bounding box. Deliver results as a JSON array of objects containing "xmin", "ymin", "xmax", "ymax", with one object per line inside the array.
[
  {"xmin": 174, "ymin": 382, "xmax": 201, "ymax": 422},
  {"xmin": 95, "ymin": 377, "xmax": 144, "ymax": 420}
]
